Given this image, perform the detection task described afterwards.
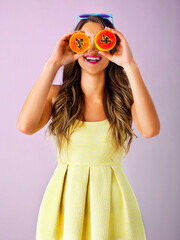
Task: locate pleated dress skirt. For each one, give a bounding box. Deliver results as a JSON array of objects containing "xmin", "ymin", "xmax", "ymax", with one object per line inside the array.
[{"xmin": 36, "ymin": 119, "xmax": 146, "ymax": 240}]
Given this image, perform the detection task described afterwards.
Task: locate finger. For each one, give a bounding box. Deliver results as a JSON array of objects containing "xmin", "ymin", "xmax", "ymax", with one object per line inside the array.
[
  {"xmin": 97, "ymin": 50, "xmax": 112, "ymax": 60},
  {"xmin": 105, "ymin": 27, "xmax": 126, "ymax": 42},
  {"xmin": 74, "ymin": 30, "xmax": 85, "ymax": 34},
  {"xmin": 60, "ymin": 30, "xmax": 85, "ymax": 41},
  {"xmin": 74, "ymin": 52, "xmax": 85, "ymax": 60}
]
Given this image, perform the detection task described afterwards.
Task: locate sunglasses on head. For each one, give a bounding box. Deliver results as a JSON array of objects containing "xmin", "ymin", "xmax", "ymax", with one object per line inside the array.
[{"xmin": 75, "ymin": 13, "xmax": 114, "ymax": 28}]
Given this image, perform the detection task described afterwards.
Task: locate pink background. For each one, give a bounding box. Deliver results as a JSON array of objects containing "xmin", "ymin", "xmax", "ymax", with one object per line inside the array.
[{"xmin": 1, "ymin": 0, "xmax": 179, "ymax": 239}]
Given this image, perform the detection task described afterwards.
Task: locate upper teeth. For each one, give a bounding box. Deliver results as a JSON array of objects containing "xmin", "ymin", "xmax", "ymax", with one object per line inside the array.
[{"xmin": 86, "ymin": 57, "xmax": 101, "ymax": 61}]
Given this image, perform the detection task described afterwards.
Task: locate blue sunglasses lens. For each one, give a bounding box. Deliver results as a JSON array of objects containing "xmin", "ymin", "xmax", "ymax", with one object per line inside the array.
[
  {"xmin": 79, "ymin": 14, "xmax": 111, "ymax": 18},
  {"xmin": 98, "ymin": 14, "xmax": 111, "ymax": 18},
  {"xmin": 79, "ymin": 14, "xmax": 91, "ymax": 18}
]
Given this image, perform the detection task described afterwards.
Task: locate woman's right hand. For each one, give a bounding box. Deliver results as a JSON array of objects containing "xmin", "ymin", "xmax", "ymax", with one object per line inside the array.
[{"xmin": 48, "ymin": 30, "xmax": 86, "ymax": 68}]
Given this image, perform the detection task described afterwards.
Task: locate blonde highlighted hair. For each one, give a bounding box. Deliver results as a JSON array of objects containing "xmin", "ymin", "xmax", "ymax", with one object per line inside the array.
[{"xmin": 45, "ymin": 15, "xmax": 137, "ymax": 159}]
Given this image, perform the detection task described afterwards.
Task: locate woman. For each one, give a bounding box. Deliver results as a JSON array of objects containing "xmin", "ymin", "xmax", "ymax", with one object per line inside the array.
[{"xmin": 18, "ymin": 14, "xmax": 160, "ymax": 239}]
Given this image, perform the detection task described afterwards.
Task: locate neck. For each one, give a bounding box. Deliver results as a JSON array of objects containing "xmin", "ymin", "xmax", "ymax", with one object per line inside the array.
[{"xmin": 80, "ymin": 70, "xmax": 106, "ymax": 102}]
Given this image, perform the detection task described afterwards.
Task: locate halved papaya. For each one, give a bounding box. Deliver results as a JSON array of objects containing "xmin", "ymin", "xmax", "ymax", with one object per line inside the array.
[
  {"xmin": 95, "ymin": 29, "xmax": 116, "ymax": 51},
  {"xmin": 69, "ymin": 32, "xmax": 90, "ymax": 54}
]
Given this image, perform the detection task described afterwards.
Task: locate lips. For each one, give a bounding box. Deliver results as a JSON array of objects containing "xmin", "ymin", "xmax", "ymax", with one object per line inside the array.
[
  {"xmin": 84, "ymin": 55, "xmax": 102, "ymax": 59},
  {"xmin": 84, "ymin": 54, "xmax": 102, "ymax": 64}
]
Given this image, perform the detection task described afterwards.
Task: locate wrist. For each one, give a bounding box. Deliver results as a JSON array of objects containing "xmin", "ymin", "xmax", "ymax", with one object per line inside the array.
[
  {"xmin": 46, "ymin": 58, "xmax": 62, "ymax": 71},
  {"xmin": 122, "ymin": 59, "xmax": 138, "ymax": 71}
]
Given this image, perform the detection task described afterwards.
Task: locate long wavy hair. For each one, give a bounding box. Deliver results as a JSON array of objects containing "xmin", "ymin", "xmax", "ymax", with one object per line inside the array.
[{"xmin": 45, "ymin": 15, "xmax": 137, "ymax": 159}]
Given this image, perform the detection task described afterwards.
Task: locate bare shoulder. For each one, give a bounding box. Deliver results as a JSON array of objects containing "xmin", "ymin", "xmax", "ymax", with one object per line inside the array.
[{"xmin": 48, "ymin": 84, "xmax": 62, "ymax": 106}]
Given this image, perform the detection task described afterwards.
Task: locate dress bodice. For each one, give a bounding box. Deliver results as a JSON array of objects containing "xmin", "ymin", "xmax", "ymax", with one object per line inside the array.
[{"xmin": 57, "ymin": 119, "xmax": 126, "ymax": 166}]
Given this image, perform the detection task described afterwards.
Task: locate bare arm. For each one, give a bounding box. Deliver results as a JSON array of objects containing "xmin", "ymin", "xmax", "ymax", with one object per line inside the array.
[
  {"xmin": 125, "ymin": 62, "xmax": 160, "ymax": 138},
  {"xmin": 17, "ymin": 59, "xmax": 61, "ymax": 135},
  {"xmin": 17, "ymin": 30, "xmax": 87, "ymax": 135}
]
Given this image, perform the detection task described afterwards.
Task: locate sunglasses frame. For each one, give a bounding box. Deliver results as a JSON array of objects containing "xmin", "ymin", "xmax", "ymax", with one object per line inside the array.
[{"xmin": 75, "ymin": 13, "xmax": 114, "ymax": 28}]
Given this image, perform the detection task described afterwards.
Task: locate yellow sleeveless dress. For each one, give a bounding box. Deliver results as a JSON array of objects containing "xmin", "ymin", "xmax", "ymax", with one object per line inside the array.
[{"xmin": 36, "ymin": 119, "xmax": 146, "ymax": 240}]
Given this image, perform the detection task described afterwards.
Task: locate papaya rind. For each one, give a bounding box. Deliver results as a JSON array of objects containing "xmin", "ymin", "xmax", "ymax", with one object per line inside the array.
[
  {"xmin": 95, "ymin": 30, "xmax": 116, "ymax": 51},
  {"xmin": 69, "ymin": 32, "xmax": 90, "ymax": 53}
]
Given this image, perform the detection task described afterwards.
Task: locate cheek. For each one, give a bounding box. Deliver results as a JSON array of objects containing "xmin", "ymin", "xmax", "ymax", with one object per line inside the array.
[
  {"xmin": 100, "ymin": 56, "xmax": 110, "ymax": 65},
  {"xmin": 77, "ymin": 57, "xmax": 84, "ymax": 67},
  {"xmin": 103, "ymin": 58, "xmax": 110, "ymax": 67}
]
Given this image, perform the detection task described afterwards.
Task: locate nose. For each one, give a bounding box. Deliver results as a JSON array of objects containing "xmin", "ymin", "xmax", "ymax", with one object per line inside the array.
[{"xmin": 87, "ymin": 36, "xmax": 99, "ymax": 53}]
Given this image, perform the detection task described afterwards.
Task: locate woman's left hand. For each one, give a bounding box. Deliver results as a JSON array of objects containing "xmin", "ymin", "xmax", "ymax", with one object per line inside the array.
[{"xmin": 98, "ymin": 27, "xmax": 136, "ymax": 68}]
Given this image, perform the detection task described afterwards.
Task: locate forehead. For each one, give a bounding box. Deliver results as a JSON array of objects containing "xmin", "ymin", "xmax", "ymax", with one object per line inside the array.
[{"xmin": 80, "ymin": 22, "xmax": 104, "ymax": 37}]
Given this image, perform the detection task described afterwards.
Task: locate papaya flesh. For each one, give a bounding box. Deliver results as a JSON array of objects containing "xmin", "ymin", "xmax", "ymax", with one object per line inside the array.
[
  {"xmin": 69, "ymin": 32, "xmax": 90, "ymax": 54},
  {"xmin": 95, "ymin": 29, "xmax": 116, "ymax": 51}
]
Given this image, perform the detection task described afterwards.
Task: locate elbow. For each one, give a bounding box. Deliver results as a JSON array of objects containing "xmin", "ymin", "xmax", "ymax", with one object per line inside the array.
[
  {"xmin": 17, "ymin": 119, "xmax": 34, "ymax": 135},
  {"xmin": 143, "ymin": 129, "xmax": 160, "ymax": 138},
  {"xmin": 143, "ymin": 123, "xmax": 161, "ymax": 138}
]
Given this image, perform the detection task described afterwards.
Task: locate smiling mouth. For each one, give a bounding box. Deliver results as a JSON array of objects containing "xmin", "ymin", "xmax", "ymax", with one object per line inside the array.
[{"xmin": 84, "ymin": 56, "xmax": 102, "ymax": 64}]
